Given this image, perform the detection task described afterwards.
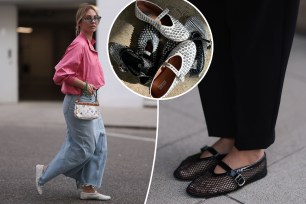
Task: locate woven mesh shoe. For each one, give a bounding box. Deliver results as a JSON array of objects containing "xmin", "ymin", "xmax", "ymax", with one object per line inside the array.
[
  {"xmin": 137, "ymin": 24, "xmax": 159, "ymax": 65},
  {"xmin": 35, "ymin": 164, "xmax": 44, "ymax": 195},
  {"xmin": 135, "ymin": 0, "xmax": 190, "ymax": 42},
  {"xmin": 109, "ymin": 42, "xmax": 153, "ymax": 84},
  {"xmin": 174, "ymin": 146, "xmax": 226, "ymax": 181},
  {"xmin": 137, "ymin": 24, "xmax": 160, "ymax": 82},
  {"xmin": 150, "ymin": 40, "xmax": 196, "ymax": 98},
  {"xmin": 109, "ymin": 42, "xmax": 130, "ymax": 73},
  {"xmin": 80, "ymin": 191, "xmax": 111, "ymax": 201},
  {"xmin": 186, "ymin": 153, "xmax": 268, "ymax": 198},
  {"xmin": 159, "ymin": 39, "xmax": 179, "ymax": 69},
  {"xmin": 184, "ymin": 16, "xmax": 212, "ymax": 77}
]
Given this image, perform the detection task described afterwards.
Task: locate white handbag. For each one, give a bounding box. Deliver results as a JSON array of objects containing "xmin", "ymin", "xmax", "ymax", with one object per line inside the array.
[{"xmin": 74, "ymin": 93, "xmax": 100, "ymax": 120}]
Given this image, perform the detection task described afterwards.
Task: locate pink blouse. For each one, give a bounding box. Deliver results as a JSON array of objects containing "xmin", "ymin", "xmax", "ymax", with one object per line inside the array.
[{"xmin": 53, "ymin": 32, "xmax": 105, "ymax": 95}]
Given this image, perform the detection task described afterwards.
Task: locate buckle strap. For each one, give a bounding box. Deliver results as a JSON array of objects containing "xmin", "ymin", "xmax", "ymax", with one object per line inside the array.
[
  {"xmin": 162, "ymin": 62, "xmax": 184, "ymax": 81},
  {"xmin": 218, "ymin": 160, "xmax": 246, "ymax": 187},
  {"xmin": 234, "ymin": 174, "xmax": 246, "ymax": 187},
  {"xmin": 156, "ymin": 8, "xmax": 169, "ymax": 21}
]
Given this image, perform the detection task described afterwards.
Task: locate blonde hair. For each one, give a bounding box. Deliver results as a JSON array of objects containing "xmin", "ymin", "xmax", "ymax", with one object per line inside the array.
[{"xmin": 75, "ymin": 3, "xmax": 99, "ymax": 36}]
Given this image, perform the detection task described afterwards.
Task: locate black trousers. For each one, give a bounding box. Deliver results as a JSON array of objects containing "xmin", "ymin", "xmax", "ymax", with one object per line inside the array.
[{"xmin": 189, "ymin": 0, "xmax": 299, "ymax": 150}]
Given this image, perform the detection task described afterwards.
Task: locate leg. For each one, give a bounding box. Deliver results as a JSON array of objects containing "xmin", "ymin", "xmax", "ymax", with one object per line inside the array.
[
  {"xmin": 173, "ymin": 0, "xmax": 235, "ymax": 181},
  {"xmin": 227, "ymin": 0, "xmax": 299, "ymax": 150},
  {"xmin": 81, "ymin": 118, "xmax": 107, "ymax": 188},
  {"xmin": 192, "ymin": 0, "xmax": 236, "ymax": 141},
  {"xmin": 190, "ymin": 0, "xmax": 299, "ymax": 155},
  {"xmin": 214, "ymin": 0, "xmax": 299, "ymax": 172},
  {"xmin": 38, "ymin": 95, "xmax": 96, "ymax": 186},
  {"xmin": 186, "ymin": 0, "xmax": 299, "ymax": 197},
  {"xmin": 76, "ymin": 118, "xmax": 110, "ymax": 201},
  {"xmin": 67, "ymin": 117, "xmax": 107, "ymax": 189},
  {"xmin": 189, "ymin": 0, "xmax": 236, "ymax": 156}
]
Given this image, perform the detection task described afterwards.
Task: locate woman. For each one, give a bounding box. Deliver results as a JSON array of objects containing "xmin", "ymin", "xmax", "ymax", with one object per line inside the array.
[
  {"xmin": 35, "ymin": 3, "xmax": 111, "ymax": 201},
  {"xmin": 174, "ymin": 0, "xmax": 300, "ymax": 197}
]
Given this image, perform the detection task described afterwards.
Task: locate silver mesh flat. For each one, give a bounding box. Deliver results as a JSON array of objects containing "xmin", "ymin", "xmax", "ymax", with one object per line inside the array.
[
  {"xmin": 149, "ymin": 40, "xmax": 196, "ymax": 98},
  {"xmin": 135, "ymin": 0, "xmax": 190, "ymax": 42},
  {"xmin": 137, "ymin": 24, "xmax": 160, "ymax": 74},
  {"xmin": 184, "ymin": 16, "xmax": 211, "ymax": 77}
]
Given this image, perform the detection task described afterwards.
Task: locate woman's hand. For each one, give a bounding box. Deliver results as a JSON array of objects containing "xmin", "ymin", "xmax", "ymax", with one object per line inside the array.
[{"xmin": 86, "ymin": 83, "xmax": 96, "ymax": 95}]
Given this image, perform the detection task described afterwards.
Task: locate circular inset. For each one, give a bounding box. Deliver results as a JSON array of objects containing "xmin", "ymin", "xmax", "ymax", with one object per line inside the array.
[{"xmin": 108, "ymin": 0, "xmax": 213, "ymax": 100}]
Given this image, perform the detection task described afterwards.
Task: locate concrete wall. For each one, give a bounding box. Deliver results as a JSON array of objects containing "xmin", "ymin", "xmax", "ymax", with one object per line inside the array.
[{"xmin": 0, "ymin": 5, "xmax": 18, "ymax": 103}]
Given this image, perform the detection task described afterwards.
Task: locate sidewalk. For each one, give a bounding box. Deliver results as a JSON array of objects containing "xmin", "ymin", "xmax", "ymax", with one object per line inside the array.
[
  {"xmin": 147, "ymin": 34, "xmax": 306, "ymax": 204},
  {"xmin": 0, "ymin": 101, "xmax": 157, "ymax": 203},
  {"xmin": 0, "ymin": 102, "xmax": 157, "ymax": 129}
]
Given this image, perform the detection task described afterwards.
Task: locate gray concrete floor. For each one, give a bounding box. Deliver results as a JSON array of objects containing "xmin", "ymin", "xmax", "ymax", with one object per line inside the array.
[
  {"xmin": 146, "ymin": 34, "xmax": 306, "ymax": 204},
  {"xmin": 0, "ymin": 103, "xmax": 157, "ymax": 204}
]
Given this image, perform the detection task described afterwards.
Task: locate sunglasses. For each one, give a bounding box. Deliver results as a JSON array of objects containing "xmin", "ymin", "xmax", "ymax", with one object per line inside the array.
[{"xmin": 82, "ymin": 15, "xmax": 101, "ymax": 23}]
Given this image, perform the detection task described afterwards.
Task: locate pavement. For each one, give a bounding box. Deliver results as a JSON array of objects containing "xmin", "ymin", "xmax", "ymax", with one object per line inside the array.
[
  {"xmin": 146, "ymin": 34, "xmax": 306, "ymax": 204},
  {"xmin": 0, "ymin": 101, "xmax": 157, "ymax": 203},
  {"xmin": 1, "ymin": 33, "xmax": 305, "ymax": 204}
]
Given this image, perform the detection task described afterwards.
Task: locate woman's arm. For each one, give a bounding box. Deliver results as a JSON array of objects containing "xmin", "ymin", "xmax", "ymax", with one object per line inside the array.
[{"xmin": 70, "ymin": 78, "xmax": 96, "ymax": 95}]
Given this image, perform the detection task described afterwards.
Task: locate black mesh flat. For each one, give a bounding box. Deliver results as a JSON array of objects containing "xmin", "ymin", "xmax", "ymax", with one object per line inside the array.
[
  {"xmin": 186, "ymin": 153, "xmax": 267, "ymax": 198},
  {"xmin": 173, "ymin": 146, "xmax": 225, "ymax": 181},
  {"xmin": 109, "ymin": 42, "xmax": 153, "ymax": 85}
]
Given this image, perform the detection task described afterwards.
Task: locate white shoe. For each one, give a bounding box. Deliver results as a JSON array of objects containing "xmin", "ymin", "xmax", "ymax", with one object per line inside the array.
[
  {"xmin": 135, "ymin": 0, "xmax": 190, "ymax": 42},
  {"xmin": 150, "ymin": 40, "xmax": 196, "ymax": 98},
  {"xmin": 80, "ymin": 191, "xmax": 111, "ymax": 200},
  {"xmin": 35, "ymin": 164, "xmax": 44, "ymax": 195}
]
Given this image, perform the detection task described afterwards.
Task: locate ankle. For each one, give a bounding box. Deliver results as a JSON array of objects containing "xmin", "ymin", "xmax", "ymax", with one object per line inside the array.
[
  {"xmin": 212, "ymin": 138, "xmax": 234, "ymax": 154},
  {"xmin": 200, "ymin": 138, "xmax": 234, "ymax": 158},
  {"xmin": 83, "ymin": 185, "xmax": 95, "ymax": 193},
  {"xmin": 214, "ymin": 148, "xmax": 265, "ymax": 173},
  {"xmin": 232, "ymin": 147, "xmax": 265, "ymax": 162}
]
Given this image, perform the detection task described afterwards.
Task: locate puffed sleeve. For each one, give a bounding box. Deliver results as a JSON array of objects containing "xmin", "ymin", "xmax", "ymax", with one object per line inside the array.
[{"xmin": 53, "ymin": 41, "xmax": 84, "ymax": 85}]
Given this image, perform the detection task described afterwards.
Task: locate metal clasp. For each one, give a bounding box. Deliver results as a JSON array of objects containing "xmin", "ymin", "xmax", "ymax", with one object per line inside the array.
[{"xmin": 234, "ymin": 174, "xmax": 245, "ymax": 187}]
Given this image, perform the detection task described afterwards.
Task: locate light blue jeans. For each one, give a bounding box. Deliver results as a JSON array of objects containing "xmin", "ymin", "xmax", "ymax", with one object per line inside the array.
[{"xmin": 38, "ymin": 94, "xmax": 107, "ymax": 188}]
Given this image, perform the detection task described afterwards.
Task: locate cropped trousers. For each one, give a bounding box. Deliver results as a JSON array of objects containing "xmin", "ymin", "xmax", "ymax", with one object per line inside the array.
[
  {"xmin": 38, "ymin": 93, "xmax": 107, "ymax": 188},
  {"xmin": 189, "ymin": 0, "xmax": 299, "ymax": 150}
]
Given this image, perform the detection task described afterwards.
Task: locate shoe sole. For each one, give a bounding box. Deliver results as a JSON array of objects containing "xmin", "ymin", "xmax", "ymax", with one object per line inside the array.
[{"xmin": 80, "ymin": 194, "xmax": 111, "ymax": 201}]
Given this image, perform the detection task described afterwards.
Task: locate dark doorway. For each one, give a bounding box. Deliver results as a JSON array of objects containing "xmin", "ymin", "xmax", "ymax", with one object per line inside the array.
[{"xmin": 18, "ymin": 8, "xmax": 76, "ymax": 101}]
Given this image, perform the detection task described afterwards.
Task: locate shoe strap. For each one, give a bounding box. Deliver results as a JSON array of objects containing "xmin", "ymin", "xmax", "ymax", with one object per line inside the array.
[
  {"xmin": 200, "ymin": 145, "xmax": 221, "ymax": 158},
  {"xmin": 156, "ymin": 8, "xmax": 169, "ymax": 21},
  {"xmin": 162, "ymin": 62, "xmax": 184, "ymax": 81},
  {"xmin": 217, "ymin": 160, "xmax": 246, "ymax": 187},
  {"xmin": 143, "ymin": 50, "xmax": 152, "ymax": 56},
  {"xmin": 191, "ymin": 37, "xmax": 212, "ymax": 49}
]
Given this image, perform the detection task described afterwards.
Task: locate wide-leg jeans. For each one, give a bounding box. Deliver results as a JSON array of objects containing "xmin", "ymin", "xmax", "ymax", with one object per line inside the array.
[{"xmin": 39, "ymin": 94, "xmax": 107, "ymax": 188}]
